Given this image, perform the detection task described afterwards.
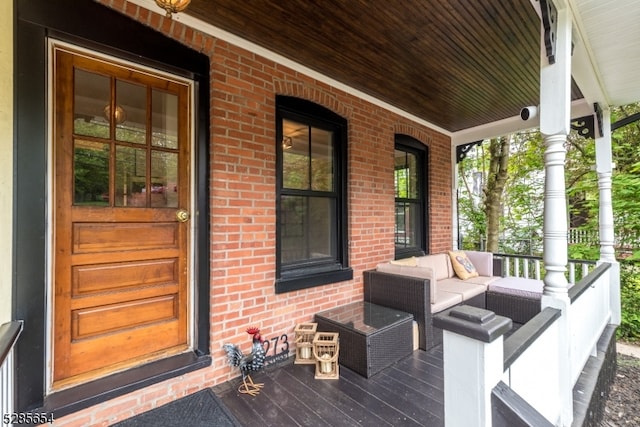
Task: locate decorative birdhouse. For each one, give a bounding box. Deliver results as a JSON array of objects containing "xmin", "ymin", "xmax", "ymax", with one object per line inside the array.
[
  {"xmin": 294, "ymin": 322, "xmax": 317, "ymax": 364},
  {"xmin": 313, "ymin": 332, "xmax": 339, "ymax": 379}
]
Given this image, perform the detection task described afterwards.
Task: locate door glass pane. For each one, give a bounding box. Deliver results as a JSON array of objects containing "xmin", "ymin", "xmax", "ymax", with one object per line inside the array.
[
  {"xmin": 74, "ymin": 69, "xmax": 110, "ymax": 139},
  {"xmin": 152, "ymin": 89, "xmax": 179, "ymax": 149},
  {"xmin": 115, "ymin": 80, "xmax": 146, "ymax": 144},
  {"xmin": 115, "ymin": 146, "xmax": 146, "ymax": 207},
  {"xmin": 282, "ymin": 119, "xmax": 310, "ymax": 190},
  {"xmin": 73, "ymin": 140, "xmax": 109, "ymax": 206},
  {"xmin": 150, "ymin": 150, "xmax": 178, "ymax": 208},
  {"xmin": 311, "ymin": 127, "xmax": 333, "ymax": 191}
]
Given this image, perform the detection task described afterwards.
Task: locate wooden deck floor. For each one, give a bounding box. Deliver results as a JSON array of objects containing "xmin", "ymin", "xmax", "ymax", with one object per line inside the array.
[{"xmin": 213, "ymin": 346, "xmax": 445, "ymax": 427}]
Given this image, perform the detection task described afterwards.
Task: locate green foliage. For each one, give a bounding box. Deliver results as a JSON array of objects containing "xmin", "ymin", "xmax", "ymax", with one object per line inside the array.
[
  {"xmin": 567, "ymin": 243, "xmax": 600, "ymax": 261},
  {"xmin": 457, "ymin": 102, "xmax": 640, "ymax": 340},
  {"xmin": 74, "ymin": 146, "xmax": 109, "ymax": 204},
  {"xmin": 457, "ymin": 143, "xmax": 487, "ymax": 249},
  {"xmin": 619, "ymin": 261, "xmax": 640, "ymax": 342}
]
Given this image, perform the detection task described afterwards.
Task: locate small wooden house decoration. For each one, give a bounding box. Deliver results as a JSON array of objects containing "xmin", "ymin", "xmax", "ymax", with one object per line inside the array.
[
  {"xmin": 313, "ymin": 332, "xmax": 339, "ymax": 379},
  {"xmin": 294, "ymin": 322, "xmax": 317, "ymax": 364}
]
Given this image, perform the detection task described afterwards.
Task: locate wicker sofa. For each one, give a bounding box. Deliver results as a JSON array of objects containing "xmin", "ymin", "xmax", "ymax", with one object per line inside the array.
[{"xmin": 364, "ymin": 251, "xmax": 503, "ymax": 350}]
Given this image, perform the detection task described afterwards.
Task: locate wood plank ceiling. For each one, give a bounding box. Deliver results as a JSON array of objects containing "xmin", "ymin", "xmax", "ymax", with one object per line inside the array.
[{"xmin": 186, "ymin": 0, "xmax": 580, "ymax": 133}]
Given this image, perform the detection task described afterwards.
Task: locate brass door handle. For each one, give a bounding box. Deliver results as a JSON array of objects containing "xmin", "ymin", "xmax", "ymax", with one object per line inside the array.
[{"xmin": 176, "ymin": 209, "xmax": 190, "ymax": 223}]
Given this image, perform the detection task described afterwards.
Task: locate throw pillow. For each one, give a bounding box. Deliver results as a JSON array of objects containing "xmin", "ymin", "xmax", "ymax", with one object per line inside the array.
[
  {"xmin": 390, "ymin": 256, "xmax": 417, "ymax": 266},
  {"xmin": 448, "ymin": 250, "xmax": 479, "ymax": 280}
]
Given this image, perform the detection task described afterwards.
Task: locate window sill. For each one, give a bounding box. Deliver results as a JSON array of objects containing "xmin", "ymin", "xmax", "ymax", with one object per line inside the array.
[
  {"xmin": 42, "ymin": 351, "xmax": 211, "ymax": 418},
  {"xmin": 275, "ymin": 268, "xmax": 353, "ymax": 294}
]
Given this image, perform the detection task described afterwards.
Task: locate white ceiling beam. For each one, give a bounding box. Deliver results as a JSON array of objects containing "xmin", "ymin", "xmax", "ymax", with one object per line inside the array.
[
  {"xmin": 450, "ymin": 100, "xmax": 593, "ymax": 146},
  {"xmin": 566, "ymin": 0, "xmax": 610, "ymax": 108}
]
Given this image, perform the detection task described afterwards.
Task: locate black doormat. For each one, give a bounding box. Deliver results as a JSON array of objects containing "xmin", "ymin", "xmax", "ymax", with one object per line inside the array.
[{"xmin": 112, "ymin": 388, "xmax": 240, "ymax": 427}]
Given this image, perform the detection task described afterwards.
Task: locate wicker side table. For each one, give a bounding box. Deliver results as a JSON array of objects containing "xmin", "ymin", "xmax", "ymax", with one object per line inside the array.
[{"xmin": 315, "ymin": 301, "xmax": 413, "ymax": 378}]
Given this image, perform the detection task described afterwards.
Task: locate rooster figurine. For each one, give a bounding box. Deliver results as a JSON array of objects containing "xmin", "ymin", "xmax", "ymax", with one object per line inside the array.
[{"xmin": 222, "ymin": 327, "xmax": 266, "ymax": 396}]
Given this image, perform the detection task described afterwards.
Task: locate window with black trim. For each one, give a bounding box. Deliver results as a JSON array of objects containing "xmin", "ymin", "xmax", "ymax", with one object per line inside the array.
[
  {"xmin": 395, "ymin": 135, "xmax": 428, "ymax": 258},
  {"xmin": 275, "ymin": 96, "xmax": 352, "ymax": 293}
]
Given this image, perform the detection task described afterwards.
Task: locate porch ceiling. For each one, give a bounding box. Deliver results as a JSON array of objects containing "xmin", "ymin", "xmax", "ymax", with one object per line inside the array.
[{"xmin": 183, "ymin": 0, "xmax": 640, "ymax": 137}]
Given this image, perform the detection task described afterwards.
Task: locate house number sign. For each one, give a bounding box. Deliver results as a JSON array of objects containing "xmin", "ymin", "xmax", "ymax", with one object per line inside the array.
[{"xmin": 263, "ymin": 333, "xmax": 290, "ymax": 365}]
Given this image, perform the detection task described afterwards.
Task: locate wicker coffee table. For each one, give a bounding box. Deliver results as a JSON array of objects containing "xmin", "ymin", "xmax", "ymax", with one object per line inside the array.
[{"xmin": 315, "ymin": 301, "xmax": 413, "ymax": 378}]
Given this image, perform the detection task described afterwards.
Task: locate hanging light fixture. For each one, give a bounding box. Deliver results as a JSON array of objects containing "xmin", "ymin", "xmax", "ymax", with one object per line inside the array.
[
  {"xmin": 103, "ymin": 104, "xmax": 127, "ymax": 125},
  {"xmin": 155, "ymin": 0, "xmax": 191, "ymax": 18}
]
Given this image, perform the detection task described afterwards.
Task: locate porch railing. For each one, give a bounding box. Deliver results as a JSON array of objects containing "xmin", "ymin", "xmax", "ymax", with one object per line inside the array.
[
  {"xmin": 494, "ymin": 253, "xmax": 597, "ymax": 286},
  {"xmin": 437, "ymin": 262, "xmax": 613, "ymax": 426},
  {"xmin": 0, "ymin": 321, "xmax": 23, "ymax": 425},
  {"xmin": 501, "ymin": 263, "xmax": 611, "ymax": 422}
]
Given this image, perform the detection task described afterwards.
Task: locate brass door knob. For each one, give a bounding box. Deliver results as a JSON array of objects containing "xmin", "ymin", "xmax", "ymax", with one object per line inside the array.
[{"xmin": 176, "ymin": 209, "xmax": 190, "ymax": 223}]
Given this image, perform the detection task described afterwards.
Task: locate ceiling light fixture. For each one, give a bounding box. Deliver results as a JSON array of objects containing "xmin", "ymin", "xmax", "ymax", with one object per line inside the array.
[
  {"xmin": 104, "ymin": 104, "xmax": 127, "ymax": 125},
  {"xmin": 155, "ymin": 0, "xmax": 191, "ymax": 18}
]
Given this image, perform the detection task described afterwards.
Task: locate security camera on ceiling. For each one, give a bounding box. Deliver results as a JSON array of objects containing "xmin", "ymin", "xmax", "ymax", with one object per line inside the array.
[{"xmin": 520, "ymin": 106, "xmax": 538, "ymax": 121}]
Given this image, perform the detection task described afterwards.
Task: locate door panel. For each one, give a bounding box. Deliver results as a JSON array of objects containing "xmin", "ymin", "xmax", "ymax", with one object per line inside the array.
[{"xmin": 53, "ymin": 45, "xmax": 191, "ymax": 387}]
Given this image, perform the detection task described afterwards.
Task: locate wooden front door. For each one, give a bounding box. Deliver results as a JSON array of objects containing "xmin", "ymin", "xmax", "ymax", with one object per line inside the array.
[{"xmin": 52, "ymin": 44, "xmax": 191, "ymax": 388}]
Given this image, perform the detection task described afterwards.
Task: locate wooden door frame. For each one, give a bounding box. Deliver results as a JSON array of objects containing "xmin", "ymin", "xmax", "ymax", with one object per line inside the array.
[
  {"xmin": 15, "ymin": 0, "xmax": 210, "ymax": 416},
  {"xmin": 49, "ymin": 40, "xmax": 195, "ymax": 390}
]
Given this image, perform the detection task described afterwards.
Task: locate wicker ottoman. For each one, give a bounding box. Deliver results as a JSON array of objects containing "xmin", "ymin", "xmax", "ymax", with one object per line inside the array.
[
  {"xmin": 315, "ymin": 301, "xmax": 413, "ymax": 378},
  {"xmin": 486, "ymin": 277, "xmax": 543, "ymax": 324}
]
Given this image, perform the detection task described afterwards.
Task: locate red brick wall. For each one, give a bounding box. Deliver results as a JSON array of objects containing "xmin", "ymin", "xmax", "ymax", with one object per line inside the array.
[{"xmin": 56, "ymin": 1, "xmax": 452, "ymax": 425}]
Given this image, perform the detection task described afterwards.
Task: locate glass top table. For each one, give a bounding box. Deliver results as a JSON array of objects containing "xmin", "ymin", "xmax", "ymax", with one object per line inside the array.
[
  {"xmin": 315, "ymin": 301, "xmax": 413, "ymax": 336},
  {"xmin": 314, "ymin": 301, "xmax": 414, "ymax": 377}
]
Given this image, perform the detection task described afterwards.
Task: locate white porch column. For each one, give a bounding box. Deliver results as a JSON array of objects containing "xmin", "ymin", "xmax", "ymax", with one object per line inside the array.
[
  {"xmin": 596, "ymin": 111, "xmax": 615, "ymax": 262},
  {"xmin": 596, "ymin": 111, "xmax": 621, "ymax": 324},
  {"xmin": 539, "ymin": 4, "xmax": 573, "ymax": 425}
]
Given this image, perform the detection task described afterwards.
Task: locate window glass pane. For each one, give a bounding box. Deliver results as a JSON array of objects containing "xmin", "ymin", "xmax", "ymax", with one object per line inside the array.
[
  {"xmin": 74, "ymin": 69, "xmax": 110, "ymax": 139},
  {"xmin": 394, "ymin": 150, "xmax": 418, "ymax": 199},
  {"xmin": 282, "ymin": 119, "xmax": 310, "ymax": 189},
  {"xmin": 115, "ymin": 146, "xmax": 146, "ymax": 207},
  {"xmin": 73, "ymin": 140, "xmax": 109, "ymax": 206},
  {"xmin": 309, "ymin": 197, "xmax": 335, "ymax": 258},
  {"xmin": 395, "ymin": 202, "xmax": 419, "ymax": 248},
  {"xmin": 150, "ymin": 150, "xmax": 178, "ymax": 208},
  {"xmin": 115, "ymin": 80, "xmax": 147, "ymax": 144},
  {"xmin": 281, "ymin": 195, "xmax": 305, "ymax": 263},
  {"xmin": 280, "ymin": 196, "xmax": 335, "ymax": 263},
  {"xmin": 311, "ymin": 128, "xmax": 333, "ymax": 191},
  {"xmin": 152, "ymin": 89, "xmax": 179, "ymax": 149}
]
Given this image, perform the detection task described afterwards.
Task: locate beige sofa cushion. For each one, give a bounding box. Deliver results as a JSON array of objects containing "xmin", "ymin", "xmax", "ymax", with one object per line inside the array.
[
  {"xmin": 465, "ymin": 275, "xmax": 502, "ymax": 286},
  {"xmin": 465, "ymin": 250, "xmax": 494, "ymax": 277},
  {"xmin": 390, "ymin": 256, "xmax": 418, "ymax": 266},
  {"xmin": 438, "ymin": 278, "xmax": 486, "ymax": 300},
  {"xmin": 431, "ymin": 290, "xmax": 463, "ymax": 313},
  {"xmin": 416, "ymin": 253, "xmax": 452, "ymax": 280},
  {"xmin": 376, "ymin": 263, "xmax": 437, "ymax": 304}
]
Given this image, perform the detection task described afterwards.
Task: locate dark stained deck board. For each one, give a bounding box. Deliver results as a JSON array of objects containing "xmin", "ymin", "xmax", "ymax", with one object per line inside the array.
[
  {"xmin": 214, "ymin": 331, "xmax": 606, "ymax": 426},
  {"xmin": 214, "ymin": 347, "xmax": 445, "ymax": 426}
]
